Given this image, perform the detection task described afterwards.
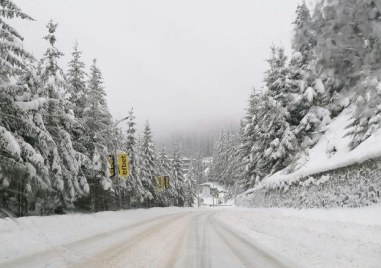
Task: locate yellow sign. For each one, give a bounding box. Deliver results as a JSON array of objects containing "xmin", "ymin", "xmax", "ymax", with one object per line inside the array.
[
  {"xmin": 156, "ymin": 176, "xmax": 164, "ymax": 189},
  {"xmin": 108, "ymin": 155, "xmax": 115, "ymax": 177},
  {"xmin": 118, "ymin": 153, "xmax": 130, "ymax": 178},
  {"xmin": 164, "ymin": 176, "xmax": 170, "ymax": 189}
]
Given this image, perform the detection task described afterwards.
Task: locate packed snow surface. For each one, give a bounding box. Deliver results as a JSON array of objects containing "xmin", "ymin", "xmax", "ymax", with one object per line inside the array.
[{"xmin": 1, "ymin": 206, "xmax": 381, "ymax": 267}]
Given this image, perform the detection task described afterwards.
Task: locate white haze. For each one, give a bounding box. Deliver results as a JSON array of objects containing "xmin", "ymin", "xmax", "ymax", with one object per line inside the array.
[{"xmin": 13, "ymin": 0, "xmax": 310, "ymax": 140}]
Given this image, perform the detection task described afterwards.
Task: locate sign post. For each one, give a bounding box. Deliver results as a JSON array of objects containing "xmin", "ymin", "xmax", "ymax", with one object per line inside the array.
[
  {"xmin": 156, "ymin": 176, "xmax": 164, "ymax": 189},
  {"xmin": 164, "ymin": 176, "xmax": 170, "ymax": 189},
  {"xmin": 118, "ymin": 153, "xmax": 130, "ymax": 178},
  {"xmin": 108, "ymin": 155, "xmax": 115, "ymax": 177}
]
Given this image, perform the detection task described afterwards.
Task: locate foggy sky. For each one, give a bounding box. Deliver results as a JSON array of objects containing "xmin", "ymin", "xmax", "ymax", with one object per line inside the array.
[{"xmin": 13, "ymin": 0, "xmax": 306, "ymax": 140}]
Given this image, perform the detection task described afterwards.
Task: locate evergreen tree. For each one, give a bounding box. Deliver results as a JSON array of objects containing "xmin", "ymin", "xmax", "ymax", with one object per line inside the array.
[
  {"xmin": 171, "ymin": 147, "xmax": 186, "ymax": 206},
  {"xmin": 66, "ymin": 42, "xmax": 87, "ymax": 119},
  {"xmin": 288, "ymin": 2, "xmax": 322, "ymax": 126},
  {"xmin": 184, "ymin": 162, "xmax": 197, "ymax": 207},
  {"xmin": 85, "ymin": 59, "xmax": 112, "ymax": 147},
  {"xmin": 125, "ymin": 108, "xmax": 146, "ymax": 206},
  {"xmin": 83, "ymin": 59, "xmax": 113, "ymax": 184},
  {"xmin": 66, "ymin": 42, "xmax": 88, "ymax": 156},
  {"xmin": 38, "ymin": 20, "xmax": 88, "ymax": 207},
  {"xmin": 264, "ymin": 46, "xmax": 291, "ymax": 107},
  {"xmin": 210, "ymin": 130, "xmax": 226, "ymax": 183},
  {"xmin": 0, "ymin": 1, "xmax": 42, "ymax": 216},
  {"xmin": 158, "ymin": 147, "xmax": 172, "ymax": 177},
  {"xmin": 190, "ymin": 154, "xmax": 205, "ymax": 206},
  {"xmin": 291, "ymin": 1, "xmax": 337, "ymax": 123},
  {"xmin": 139, "ymin": 121, "xmax": 156, "ymax": 205},
  {"xmin": 313, "ymin": 0, "xmax": 381, "ymax": 96},
  {"xmin": 256, "ymin": 96, "xmax": 298, "ymax": 176},
  {"xmin": 346, "ymin": 75, "xmax": 381, "ymax": 149},
  {"xmin": 292, "ymin": 1, "xmax": 316, "ymax": 66},
  {"xmin": 156, "ymin": 147, "xmax": 176, "ymax": 206},
  {"xmin": 224, "ymin": 131, "xmax": 241, "ymax": 186},
  {"xmin": 238, "ymin": 90, "xmax": 264, "ymax": 190},
  {"xmin": 210, "ymin": 130, "xmax": 240, "ymax": 187},
  {"xmin": 311, "ymin": 0, "xmax": 381, "ymax": 149},
  {"xmin": 75, "ymin": 59, "xmax": 114, "ymax": 212}
]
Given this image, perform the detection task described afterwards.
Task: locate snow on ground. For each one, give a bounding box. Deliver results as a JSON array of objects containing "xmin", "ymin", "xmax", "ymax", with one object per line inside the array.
[
  {"xmin": 0, "ymin": 207, "xmax": 192, "ymax": 266},
  {"xmin": 216, "ymin": 205, "xmax": 381, "ymax": 268},
  {"xmin": 248, "ymin": 107, "xmax": 381, "ymax": 192},
  {"xmin": 1, "ymin": 206, "xmax": 381, "ymax": 267}
]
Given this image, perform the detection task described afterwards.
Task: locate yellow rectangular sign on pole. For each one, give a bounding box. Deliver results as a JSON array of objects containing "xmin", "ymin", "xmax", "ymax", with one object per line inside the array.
[
  {"xmin": 164, "ymin": 176, "xmax": 170, "ymax": 189},
  {"xmin": 118, "ymin": 153, "xmax": 130, "ymax": 178},
  {"xmin": 156, "ymin": 176, "xmax": 164, "ymax": 189},
  {"xmin": 108, "ymin": 155, "xmax": 115, "ymax": 177}
]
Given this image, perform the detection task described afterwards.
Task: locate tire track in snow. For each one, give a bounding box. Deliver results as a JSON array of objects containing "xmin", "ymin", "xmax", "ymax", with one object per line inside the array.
[
  {"xmin": 72, "ymin": 211, "xmax": 191, "ymax": 268},
  {"xmin": 0, "ymin": 212, "xmax": 189, "ymax": 268},
  {"xmin": 2, "ymin": 209, "xmax": 297, "ymax": 268},
  {"xmin": 164, "ymin": 211, "xmax": 216, "ymax": 268},
  {"xmin": 209, "ymin": 215, "xmax": 295, "ymax": 268}
]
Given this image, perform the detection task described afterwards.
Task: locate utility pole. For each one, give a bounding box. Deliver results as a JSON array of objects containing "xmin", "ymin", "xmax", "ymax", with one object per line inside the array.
[
  {"xmin": 91, "ymin": 116, "xmax": 129, "ymax": 210},
  {"xmin": 112, "ymin": 116, "xmax": 129, "ymax": 210},
  {"xmin": 197, "ymin": 173, "xmax": 201, "ymax": 208},
  {"xmin": 197, "ymin": 186, "xmax": 200, "ymax": 208},
  {"xmin": 212, "ymin": 181, "xmax": 215, "ymax": 208},
  {"xmin": 114, "ymin": 140, "xmax": 121, "ymax": 209}
]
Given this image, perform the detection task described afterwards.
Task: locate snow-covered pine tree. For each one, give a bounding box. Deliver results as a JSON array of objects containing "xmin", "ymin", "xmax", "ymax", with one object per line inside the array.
[
  {"xmin": 346, "ymin": 75, "xmax": 381, "ymax": 149},
  {"xmin": 82, "ymin": 59, "xmax": 113, "ymax": 197},
  {"xmin": 65, "ymin": 42, "xmax": 90, "ymax": 159},
  {"xmin": 210, "ymin": 130, "xmax": 240, "ymax": 187},
  {"xmin": 0, "ymin": 1, "xmax": 48, "ymax": 216},
  {"xmin": 156, "ymin": 147, "xmax": 176, "ymax": 206},
  {"xmin": 85, "ymin": 59, "xmax": 113, "ymax": 148},
  {"xmin": 72, "ymin": 59, "xmax": 114, "ymax": 211},
  {"xmin": 239, "ymin": 89, "xmax": 299, "ymax": 192},
  {"xmin": 341, "ymin": 1, "xmax": 381, "ymax": 149},
  {"xmin": 224, "ymin": 131, "xmax": 241, "ymax": 187},
  {"xmin": 187, "ymin": 154, "xmax": 204, "ymax": 206},
  {"xmin": 257, "ymin": 95, "xmax": 298, "ymax": 176},
  {"xmin": 292, "ymin": 1, "xmax": 316, "ymax": 67},
  {"xmin": 264, "ymin": 48, "xmax": 300, "ymax": 171},
  {"xmin": 66, "ymin": 42, "xmax": 87, "ymax": 119},
  {"xmin": 158, "ymin": 147, "xmax": 172, "ymax": 177},
  {"xmin": 184, "ymin": 160, "xmax": 197, "ymax": 207},
  {"xmin": 287, "ymin": 2, "xmax": 331, "ymax": 152},
  {"xmin": 312, "ymin": 0, "xmax": 381, "ymax": 99},
  {"xmin": 211, "ymin": 130, "xmax": 227, "ymax": 183},
  {"xmin": 238, "ymin": 90, "xmax": 263, "ymax": 191},
  {"xmin": 309, "ymin": 0, "xmax": 381, "ymax": 150},
  {"xmin": 264, "ymin": 46, "xmax": 291, "ymax": 107},
  {"xmin": 288, "ymin": 1, "xmax": 317, "ymax": 122},
  {"xmin": 171, "ymin": 147, "xmax": 186, "ymax": 207},
  {"xmin": 124, "ymin": 108, "xmax": 147, "ymax": 207},
  {"xmin": 139, "ymin": 121, "xmax": 157, "ymax": 206},
  {"xmin": 38, "ymin": 20, "xmax": 88, "ymax": 209}
]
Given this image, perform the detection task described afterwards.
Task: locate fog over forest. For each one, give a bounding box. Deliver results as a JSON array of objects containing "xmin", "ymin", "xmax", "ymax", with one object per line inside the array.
[{"xmin": 12, "ymin": 0, "xmax": 304, "ymax": 150}]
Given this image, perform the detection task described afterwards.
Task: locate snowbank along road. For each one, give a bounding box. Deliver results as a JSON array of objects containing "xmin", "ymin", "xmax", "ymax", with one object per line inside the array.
[{"xmin": 1, "ymin": 206, "xmax": 381, "ymax": 268}]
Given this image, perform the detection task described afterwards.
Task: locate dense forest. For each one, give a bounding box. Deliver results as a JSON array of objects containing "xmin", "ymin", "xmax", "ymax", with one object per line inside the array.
[
  {"xmin": 208, "ymin": 0, "xmax": 381, "ymax": 193},
  {"xmin": 2, "ymin": 0, "xmax": 381, "ymax": 216},
  {"xmin": 0, "ymin": 1, "xmax": 197, "ymax": 216}
]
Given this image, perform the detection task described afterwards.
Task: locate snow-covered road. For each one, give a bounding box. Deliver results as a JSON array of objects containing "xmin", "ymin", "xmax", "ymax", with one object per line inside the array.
[{"xmin": 1, "ymin": 206, "xmax": 381, "ymax": 267}]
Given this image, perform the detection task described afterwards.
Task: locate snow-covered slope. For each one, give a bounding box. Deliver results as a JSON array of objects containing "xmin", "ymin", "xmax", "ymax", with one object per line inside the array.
[{"xmin": 249, "ymin": 107, "xmax": 381, "ymax": 192}]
